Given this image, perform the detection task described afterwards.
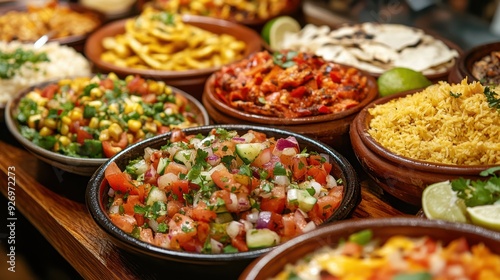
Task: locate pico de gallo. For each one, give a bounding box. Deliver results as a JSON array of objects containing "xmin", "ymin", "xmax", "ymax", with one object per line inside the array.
[
  {"xmin": 272, "ymin": 229, "xmax": 500, "ymax": 280},
  {"xmin": 212, "ymin": 50, "xmax": 371, "ymax": 118},
  {"xmin": 15, "ymin": 73, "xmax": 202, "ymax": 158},
  {"xmin": 105, "ymin": 128, "xmax": 344, "ymax": 253}
]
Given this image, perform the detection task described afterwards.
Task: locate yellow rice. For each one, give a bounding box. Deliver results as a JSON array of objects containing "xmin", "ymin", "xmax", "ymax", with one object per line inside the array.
[{"xmin": 367, "ymin": 79, "xmax": 500, "ymax": 165}]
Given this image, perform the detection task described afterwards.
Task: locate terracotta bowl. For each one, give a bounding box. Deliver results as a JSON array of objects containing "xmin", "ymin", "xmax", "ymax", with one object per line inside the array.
[
  {"xmin": 4, "ymin": 76, "xmax": 209, "ymax": 177},
  {"xmin": 84, "ymin": 15, "xmax": 262, "ymax": 101},
  {"xmin": 239, "ymin": 217, "xmax": 500, "ymax": 280},
  {"xmin": 449, "ymin": 41, "xmax": 500, "ymax": 84},
  {"xmin": 0, "ymin": 2, "xmax": 104, "ymax": 52},
  {"xmin": 86, "ymin": 124, "xmax": 360, "ymax": 278},
  {"xmin": 202, "ymin": 72, "xmax": 379, "ymax": 150},
  {"xmin": 350, "ymin": 89, "xmax": 497, "ymax": 206}
]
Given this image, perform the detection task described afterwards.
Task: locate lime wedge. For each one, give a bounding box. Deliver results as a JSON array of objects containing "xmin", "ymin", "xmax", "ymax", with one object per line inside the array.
[
  {"xmin": 377, "ymin": 67, "xmax": 432, "ymax": 97},
  {"xmin": 467, "ymin": 205, "xmax": 500, "ymax": 231},
  {"xmin": 261, "ymin": 16, "xmax": 301, "ymax": 50},
  {"xmin": 422, "ymin": 181, "xmax": 469, "ymax": 223}
]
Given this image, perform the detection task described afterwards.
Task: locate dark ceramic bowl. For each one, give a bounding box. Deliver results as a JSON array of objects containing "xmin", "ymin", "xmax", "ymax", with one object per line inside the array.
[
  {"xmin": 202, "ymin": 70, "xmax": 379, "ymax": 149},
  {"xmin": 85, "ymin": 124, "xmax": 360, "ymax": 277},
  {"xmin": 0, "ymin": 2, "xmax": 104, "ymax": 52},
  {"xmin": 4, "ymin": 76, "xmax": 209, "ymax": 177},
  {"xmin": 449, "ymin": 41, "xmax": 500, "ymax": 84},
  {"xmin": 239, "ymin": 217, "xmax": 500, "ymax": 280},
  {"xmin": 85, "ymin": 15, "xmax": 262, "ymax": 100},
  {"xmin": 350, "ymin": 89, "xmax": 497, "ymax": 206}
]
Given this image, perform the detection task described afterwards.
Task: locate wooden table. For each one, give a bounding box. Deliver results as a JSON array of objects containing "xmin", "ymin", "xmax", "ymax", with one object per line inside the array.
[{"xmin": 0, "ymin": 119, "xmax": 416, "ymax": 280}]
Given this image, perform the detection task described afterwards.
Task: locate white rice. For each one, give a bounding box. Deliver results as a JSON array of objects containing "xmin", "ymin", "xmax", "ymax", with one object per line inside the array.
[{"xmin": 0, "ymin": 41, "xmax": 91, "ymax": 105}]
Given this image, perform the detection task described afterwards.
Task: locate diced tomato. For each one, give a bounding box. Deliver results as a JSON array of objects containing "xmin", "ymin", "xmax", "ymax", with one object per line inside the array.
[
  {"xmin": 211, "ymin": 168, "xmax": 242, "ymax": 191},
  {"xmin": 323, "ymin": 162, "xmax": 333, "ymax": 174},
  {"xmin": 105, "ymin": 162, "xmax": 136, "ymax": 193},
  {"xmin": 342, "ymin": 242, "xmax": 363, "ymax": 257},
  {"xmin": 231, "ymin": 236, "xmax": 248, "ymax": 252},
  {"xmin": 100, "ymin": 78, "xmax": 114, "ymax": 90},
  {"xmin": 310, "ymin": 194, "xmax": 341, "ymax": 224},
  {"xmin": 142, "ymin": 93, "xmax": 157, "ymax": 103},
  {"xmin": 134, "ymin": 213, "xmax": 145, "ymax": 227},
  {"xmin": 105, "ymin": 161, "xmax": 122, "ymax": 177},
  {"xmin": 291, "ymin": 156, "xmax": 308, "ymax": 181},
  {"xmin": 166, "ymin": 200, "xmax": 183, "ymax": 218},
  {"xmin": 41, "ymin": 84, "xmax": 59, "ymax": 99},
  {"xmin": 158, "ymin": 125, "xmax": 170, "ymax": 134},
  {"xmin": 308, "ymin": 154, "xmax": 324, "ymax": 165},
  {"xmin": 282, "ymin": 213, "xmax": 297, "ymax": 241},
  {"xmin": 251, "ymin": 147, "xmax": 272, "ymax": 169},
  {"xmin": 165, "ymin": 179, "xmax": 190, "ymax": 202},
  {"xmin": 109, "ymin": 213, "xmax": 136, "ymax": 233},
  {"xmin": 123, "ymin": 195, "xmax": 141, "ymax": 215},
  {"xmin": 127, "ymin": 75, "xmax": 149, "ymax": 95},
  {"xmin": 129, "ymin": 184, "xmax": 147, "ymax": 203},
  {"xmin": 330, "ymin": 71, "xmax": 342, "ymax": 83},
  {"xmin": 168, "ymin": 214, "xmax": 198, "ymax": 250},
  {"xmin": 76, "ymin": 128, "xmax": 94, "ymax": 145},
  {"xmin": 260, "ymin": 186, "xmax": 286, "ymax": 213},
  {"xmin": 197, "ymin": 221, "xmax": 211, "ymax": 243},
  {"xmin": 290, "ymin": 86, "xmax": 307, "ymax": 98},
  {"xmin": 102, "ymin": 141, "xmax": 122, "ymax": 158},
  {"xmin": 139, "ymin": 228, "xmax": 154, "ymax": 243},
  {"xmin": 165, "ymin": 162, "xmax": 189, "ymax": 175},
  {"xmin": 307, "ymin": 166, "xmax": 327, "ymax": 185},
  {"xmin": 318, "ymin": 105, "xmax": 331, "ymax": 114}
]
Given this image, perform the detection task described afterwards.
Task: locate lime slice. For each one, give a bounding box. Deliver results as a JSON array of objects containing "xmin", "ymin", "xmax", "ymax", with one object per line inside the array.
[
  {"xmin": 261, "ymin": 16, "xmax": 301, "ymax": 50},
  {"xmin": 377, "ymin": 67, "xmax": 432, "ymax": 97},
  {"xmin": 467, "ymin": 205, "xmax": 500, "ymax": 231},
  {"xmin": 422, "ymin": 181, "xmax": 469, "ymax": 223}
]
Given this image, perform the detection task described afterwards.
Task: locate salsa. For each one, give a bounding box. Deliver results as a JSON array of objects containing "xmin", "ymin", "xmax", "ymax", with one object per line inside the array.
[
  {"xmin": 105, "ymin": 128, "xmax": 344, "ymax": 253},
  {"xmin": 16, "ymin": 73, "xmax": 202, "ymax": 158},
  {"xmin": 272, "ymin": 229, "xmax": 500, "ymax": 280},
  {"xmin": 212, "ymin": 50, "xmax": 371, "ymax": 118}
]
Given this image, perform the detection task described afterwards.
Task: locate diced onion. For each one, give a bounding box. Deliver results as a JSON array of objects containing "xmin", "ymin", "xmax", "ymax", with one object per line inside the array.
[
  {"xmin": 246, "ymin": 211, "xmax": 259, "ymax": 223},
  {"xmin": 206, "ymin": 154, "xmax": 220, "ymax": 166},
  {"xmin": 157, "ymin": 173, "xmax": 178, "ymax": 189},
  {"xmin": 326, "ymin": 175, "xmax": 337, "ymax": 188},
  {"xmin": 302, "ymin": 221, "xmax": 316, "ymax": 232},
  {"xmin": 227, "ymin": 221, "xmax": 242, "ymax": 239},
  {"xmin": 256, "ymin": 211, "xmax": 272, "ymax": 229},
  {"xmin": 275, "ymin": 137, "xmax": 299, "ymax": 152},
  {"xmin": 274, "ymin": 175, "xmax": 290, "ymax": 186},
  {"xmin": 109, "ymin": 205, "xmax": 120, "ymax": 214},
  {"xmin": 232, "ymin": 137, "xmax": 246, "ymax": 143},
  {"xmin": 148, "ymin": 219, "xmax": 159, "ymax": 232},
  {"xmin": 107, "ymin": 187, "xmax": 115, "ymax": 197},
  {"xmin": 143, "ymin": 147, "xmax": 155, "ymax": 161},
  {"xmin": 210, "ymin": 238, "xmax": 224, "ymax": 253}
]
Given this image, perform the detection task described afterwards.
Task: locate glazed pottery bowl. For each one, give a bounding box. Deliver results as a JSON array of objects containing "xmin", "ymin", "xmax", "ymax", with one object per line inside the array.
[
  {"xmin": 350, "ymin": 89, "xmax": 497, "ymax": 206},
  {"xmin": 4, "ymin": 76, "xmax": 209, "ymax": 176},
  {"xmin": 85, "ymin": 124, "xmax": 360, "ymax": 278},
  {"xmin": 85, "ymin": 15, "xmax": 262, "ymax": 100},
  {"xmin": 448, "ymin": 41, "xmax": 500, "ymax": 84},
  {"xmin": 239, "ymin": 217, "xmax": 500, "ymax": 280}
]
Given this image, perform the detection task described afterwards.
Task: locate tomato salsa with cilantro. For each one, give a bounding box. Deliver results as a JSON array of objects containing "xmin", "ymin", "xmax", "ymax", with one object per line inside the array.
[
  {"xmin": 105, "ymin": 128, "xmax": 344, "ymax": 253},
  {"xmin": 212, "ymin": 50, "xmax": 371, "ymax": 118},
  {"xmin": 15, "ymin": 73, "xmax": 202, "ymax": 158}
]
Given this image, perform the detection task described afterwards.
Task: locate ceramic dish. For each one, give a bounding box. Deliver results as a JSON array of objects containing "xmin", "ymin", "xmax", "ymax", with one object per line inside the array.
[
  {"xmin": 85, "ymin": 124, "xmax": 360, "ymax": 277},
  {"xmin": 239, "ymin": 217, "xmax": 500, "ymax": 280},
  {"xmin": 448, "ymin": 41, "xmax": 500, "ymax": 84},
  {"xmin": 4, "ymin": 76, "xmax": 209, "ymax": 176},
  {"xmin": 350, "ymin": 88, "xmax": 498, "ymax": 206},
  {"xmin": 84, "ymin": 14, "xmax": 262, "ymax": 100}
]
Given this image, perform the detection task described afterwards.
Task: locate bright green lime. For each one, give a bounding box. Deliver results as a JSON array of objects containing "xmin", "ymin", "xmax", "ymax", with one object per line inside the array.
[
  {"xmin": 377, "ymin": 67, "xmax": 432, "ymax": 97},
  {"xmin": 261, "ymin": 16, "xmax": 301, "ymax": 50},
  {"xmin": 422, "ymin": 181, "xmax": 469, "ymax": 223},
  {"xmin": 467, "ymin": 205, "xmax": 500, "ymax": 231}
]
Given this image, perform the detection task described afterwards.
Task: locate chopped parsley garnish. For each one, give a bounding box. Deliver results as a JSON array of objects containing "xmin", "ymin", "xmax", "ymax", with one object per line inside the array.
[
  {"xmin": 449, "ymin": 91, "xmax": 462, "ymax": 98},
  {"xmin": 451, "ymin": 167, "xmax": 500, "ymax": 207},
  {"xmin": 273, "ymin": 50, "xmax": 298, "ymax": 68},
  {"xmin": 0, "ymin": 48, "xmax": 50, "ymax": 79},
  {"xmin": 483, "ymin": 86, "xmax": 500, "ymax": 112}
]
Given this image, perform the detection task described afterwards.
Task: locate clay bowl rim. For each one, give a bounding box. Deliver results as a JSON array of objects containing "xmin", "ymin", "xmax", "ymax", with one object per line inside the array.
[
  {"xmin": 0, "ymin": 2, "xmax": 105, "ymax": 47},
  {"xmin": 354, "ymin": 89, "xmax": 497, "ymax": 175},
  {"xmin": 84, "ymin": 14, "xmax": 263, "ymax": 80},
  {"xmin": 4, "ymin": 75, "xmax": 210, "ymax": 176},
  {"xmin": 238, "ymin": 217, "xmax": 500, "ymax": 280},
  {"xmin": 85, "ymin": 124, "xmax": 361, "ymax": 265},
  {"xmin": 456, "ymin": 41, "xmax": 500, "ymax": 84},
  {"xmin": 203, "ymin": 68, "xmax": 379, "ymax": 125}
]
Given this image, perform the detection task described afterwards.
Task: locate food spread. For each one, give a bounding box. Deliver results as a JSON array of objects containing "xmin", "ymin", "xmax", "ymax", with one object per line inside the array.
[
  {"xmin": 15, "ymin": 74, "xmax": 202, "ymax": 158},
  {"xmin": 105, "ymin": 128, "xmax": 344, "ymax": 252},
  {"xmin": 212, "ymin": 50, "xmax": 371, "ymax": 118},
  {"xmin": 272, "ymin": 229, "xmax": 500, "ymax": 280},
  {"xmin": 281, "ymin": 22, "xmax": 459, "ymax": 75}
]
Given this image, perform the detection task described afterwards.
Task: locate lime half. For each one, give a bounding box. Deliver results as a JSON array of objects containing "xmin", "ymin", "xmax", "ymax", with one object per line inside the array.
[
  {"xmin": 377, "ymin": 67, "xmax": 432, "ymax": 97},
  {"xmin": 422, "ymin": 181, "xmax": 469, "ymax": 223},
  {"xmin": 467, "ymin": 205, "xmax": 500, "ymax": 231},
  {"xmin": 261, "ymin": 16, "xmax": 301, "ymax": 50}
]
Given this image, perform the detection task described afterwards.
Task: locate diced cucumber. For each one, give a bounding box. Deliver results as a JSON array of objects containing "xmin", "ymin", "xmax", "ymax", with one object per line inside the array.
[
  {"xmin": 156, "ymin": 157, "xmax": 170, "ymax": 175},
  {"xmin": 146, "ymin": 186, "xmax": 167, "ymax": 206},
  {"xmin": 246, "ymin": 229, "xmax": 280, "ymax": 249},
  {"xmin": 297, "ymin": 189, "xmax": 317, "ymax": 212},
  {"xmin": 235, "ymin": 143, "xmax": 265, "ymax": 164},
  {"xmin": 173, "ymin": 149, "xmax": 195, "ymax": 167},
  {"xmin": 215, "ymin": 212, "xmax": 234, "ymax": 224}
]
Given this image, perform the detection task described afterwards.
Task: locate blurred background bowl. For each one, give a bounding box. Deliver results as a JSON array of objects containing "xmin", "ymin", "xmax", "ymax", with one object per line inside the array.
[
  {"xmin": 4, "ymin": 76, "xmax": 209, "ymax": 177},
  {"xmin": 449, "ymin": 41, "xmax": 500, "ymax": 84},
  {"xmin": 0, "ymin": 2, "xmax": 104, "ymax": 52},
  {"xmin": 350, "ymin": 89, "xmax": 497, "ymax": 207},
  {"xmin": 202, "ymin": 69, "xmax": 379, "ymax": 150},
  {"xmin": 86, "ymin": 124, "xmax": 360, "ymax": 278},
  {"xmin": 84, "ymin": 15, "xmax": 262, "ymax": 101},
  {"xmin": 239, "ymin": 217, "xmax": 500, "ymax": 280}
]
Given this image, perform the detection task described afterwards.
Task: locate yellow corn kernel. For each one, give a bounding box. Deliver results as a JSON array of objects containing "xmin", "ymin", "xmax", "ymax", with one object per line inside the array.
[
  {"xmin": 58, "ymin": 136, "xmax": 71, "ymax": 147},
  {"xmin": 125, "ymin": 75, "xmax": 135, "ymax": 83},
  {"xmin": 90, "ymin": 87, "xmax": 103, "ymax": 99},
  {"xmin": 148, "ymin": 81, "xmax": 159, "ymax": 93},
  {"xmin": 60, "ymin": 124, "xmax": 69, "ymax": 135},
  {"xmin": 89, "ymin": 117, "xmax": 99, "ymax": 129},
  {"xmin": 108, "ymin": 123, "xmax": 123, "ymax": 141},
  {"xmin": 144, "ymin": 122, "xmax": 157, "ymax": 133},
  {"xmin": 69, "ymin": 110, "xmax": 83, "ymax": 121},
  {"xmin": 164, "ymin": 86, "xmax": 172, "ymax": 94},
  {"xmin": 58, "ymin": 79, "xmax": 72, "ymax": 86},
  {"xmin": 61, "ymin": 116, "xmax": 71, "ymax": 125},
  {"xmin": 88, "ymin": 100, "xmax": 102, "ymax": 108},
  {"xmin": 99, "ymin": 120, "xmax": 112, "ymax": 129},
  {"xmin": 108, "ymin": 104, "xmax": 119, "ymax": 115},
  {"xmin": 28, "ymin": 115, "xmax": 42, "ymax": 129},
  {"xmin": 153, "ymin": 120, "xmax": 162, "ymax": 128},
  {"xmin": 79, "ymin": 96, "xmax": 92, "ymax": 103},
  {"xmin": 99, "ymin": 129, "xmax": 110, "ymax": 141},
  {"xmin": 126, "ymin": 133, "xmax": 134, "ymax": 144},
  {"xmin": 127, "ymin": 119, "xmax": 142, "ymax": 133},
  {"xmin": 107, "ymin": 72, "xmax": 119, "ymax": 80},
  {"xmin": 136, "ymin": 104, "xmax": 143, "ymax": 115},
  {"xmin": 39, "ymin": 127, "xmax": 53, "ymax": 137},
  {"xmin": 135, "ymin": 129, "xmax": 145, "ymax": 139},
  {"xmin": 124, "ymin": 102, "xmax": 135, "ymax": 114},
  {"xmin": 44, "ymin": 118, "xmax": 57, "ymax": 130}
]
